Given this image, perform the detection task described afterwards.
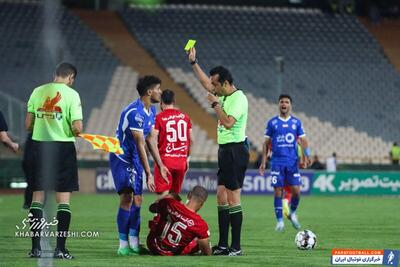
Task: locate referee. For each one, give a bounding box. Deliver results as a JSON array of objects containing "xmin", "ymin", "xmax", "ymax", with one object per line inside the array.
[
  {"xmin": 25, "ymin": 62, "xmax": 82, "ymax": 259},
  {"xmin": 188, "ymin": 47, "xmax": 249, "ymax": 256}
]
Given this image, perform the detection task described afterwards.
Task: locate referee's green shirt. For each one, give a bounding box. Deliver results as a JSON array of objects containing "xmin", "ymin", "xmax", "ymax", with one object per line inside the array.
[
  {"xmin": 217, "ymin": 90, "xmax": 248, "ymax": 145},
  {"xmin": 27, "ymin": 83, "xmax": 82, "ymax": 142}
]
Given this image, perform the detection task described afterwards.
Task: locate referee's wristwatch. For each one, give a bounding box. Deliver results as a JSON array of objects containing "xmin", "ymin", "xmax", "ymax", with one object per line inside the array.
[
  {"xmin": 190, "ymin": 58, "xmax": 198, "ymax": 65},
  {"xmin": 211, "ymin": 101, "xmax": 219, "ymax": 108}
]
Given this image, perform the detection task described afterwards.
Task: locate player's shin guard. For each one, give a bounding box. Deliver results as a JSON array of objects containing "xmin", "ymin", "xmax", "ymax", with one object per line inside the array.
[
  {"xmin": 229, "ymin": 205, "xmax": 243, "ymax": 251},
  {"xmin": 56, "ymin": 203, "xmax": 71, "ymax": 251},
  {"xmin": 128, "ymin": 205, "xmax": 141, "ymax": 249},
  {"xmin": 290, "ymin": 196, "xmax": 300, "ymax": 214},
  {"xmin": 217, "ymin": 204, "xmax": 230, "ymax": 248},
  {"xmin": 117, "ymin": 208, "xmax": 130, "ymax": 248},
  {"xmin": 29, "ymin": 201, "xmax": 43, "ymax": 250},
  {"xmin": 274, "ymin": 196, "xmax": 283, "ymax": 221}
]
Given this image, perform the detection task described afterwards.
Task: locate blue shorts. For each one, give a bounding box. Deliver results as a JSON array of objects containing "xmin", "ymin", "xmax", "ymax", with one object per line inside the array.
[
  {"xmin": 109, "ymin": 153, "xmax": 143, "ymax": 195},
  {"xmin": 270, "ymin": 162, "xmax": 302, "ymax": 188}
]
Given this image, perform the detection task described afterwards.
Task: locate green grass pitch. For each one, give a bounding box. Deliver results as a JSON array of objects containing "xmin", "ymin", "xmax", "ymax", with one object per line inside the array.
[{"xmin": 1, "ymin": 194, "xmax": 399, "ymax": 267}]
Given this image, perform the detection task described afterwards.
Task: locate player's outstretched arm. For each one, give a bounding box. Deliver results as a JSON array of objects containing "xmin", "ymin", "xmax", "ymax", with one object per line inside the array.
[
  {"xmin": 132, "ymin": 130, "xmax": 155, "ymax": 192},
  {"xmin": 188, "ymin": 47, "xmax": 214, "ymax": 93},
  {"xmin": 259, "ymin": 137, "xmax": 270, "ymax": 176},
  {"xmin": 197, "ymin": 238, "xmax": 212, "ymax": 256}
]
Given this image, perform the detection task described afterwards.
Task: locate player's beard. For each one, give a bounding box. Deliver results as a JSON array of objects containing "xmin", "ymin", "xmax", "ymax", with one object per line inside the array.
[{"xmin": 280, "ymin": 106, "xmax": 290, "ymax": 116}]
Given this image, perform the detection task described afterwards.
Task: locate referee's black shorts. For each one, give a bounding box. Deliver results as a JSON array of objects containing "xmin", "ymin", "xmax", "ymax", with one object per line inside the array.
[
  {"xmin": 217, "ymin": 141, "xmax": 249, "ymax": 191},
  {"xmin": 31, "ymin": 141, "xmax": 79, "ymax": 192}
]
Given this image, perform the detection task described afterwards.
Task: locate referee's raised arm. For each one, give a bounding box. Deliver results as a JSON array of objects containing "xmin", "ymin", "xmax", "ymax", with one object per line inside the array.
[{"xmin": 188, "ymin": 47, "xmax": 214, "ymax": 93}]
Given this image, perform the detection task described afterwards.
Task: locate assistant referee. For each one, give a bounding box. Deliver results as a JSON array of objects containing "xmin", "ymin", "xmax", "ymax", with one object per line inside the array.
[
  {"xmin": 188, "ymin": 47, "xmax": 249, "ymax": 256},
  {"xmin": 25, "ymin": 62, "xmax": 82, "ymax": 260}
]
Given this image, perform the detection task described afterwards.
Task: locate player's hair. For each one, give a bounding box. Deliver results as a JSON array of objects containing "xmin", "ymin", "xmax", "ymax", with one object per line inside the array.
[
  {"xmin": 136, "ymin": 75, "xmax": 161, "ymax": 96},
  {"xmin": 161, "ymin": 89, "xmax": 175, "ymax": 105},
  {"xmin": 189, "ymin": 185, "xmax": 208, "ymax": 203},
  {"xmin": 55, "ymin": 62, "xmax": 77, "ymax": 78},
  {"xmin": 209, "ymin": 66, "xmax": 233, "ymax": 85},
  {"xmin": 279, "ymin": 94, "xmax": 292, "ymax": 103}
]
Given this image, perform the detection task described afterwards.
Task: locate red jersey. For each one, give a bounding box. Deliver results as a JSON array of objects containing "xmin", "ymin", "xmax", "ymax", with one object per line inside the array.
[
  {"xmin": 148, "ymin": 198, "xmax": 209, "ymax": 256},
  {"xmin": 155, "ymin": 109, "xmax": 192, "ymax": 169}
]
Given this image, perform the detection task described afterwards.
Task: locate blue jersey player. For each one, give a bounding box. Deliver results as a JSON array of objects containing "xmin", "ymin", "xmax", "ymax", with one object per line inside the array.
[
  {"xmin": 109, "ymin": 75, "xmax": 169, "ymax": 255},
  {"xmin": 259, "ymin": 94, "xmax": 311, "ymax": 232}
]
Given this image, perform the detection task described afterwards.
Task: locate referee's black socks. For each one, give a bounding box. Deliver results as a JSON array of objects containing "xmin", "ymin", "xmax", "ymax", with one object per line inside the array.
[
  {"xmin": 29, "ymin": 201, "xmax": 44, "ymax": 250},
  {"xmin": 217, "ymin": 204, "xmax": 230, "ymax": 248},
  {"xmin": 230, "ymin": 204, "xmax": 243, "ymax": 251},
  {"xmin": 56, "ymin": 203, "xmax": 71, "ymax": 251}
]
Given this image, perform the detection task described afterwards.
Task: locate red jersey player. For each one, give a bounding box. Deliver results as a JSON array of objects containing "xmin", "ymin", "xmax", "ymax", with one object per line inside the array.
[
  {"xmin": 153, "ymin": 89, "xmax": 193, "ymax": 197},
  {"xmin": 147, "ymin": 186, "xmax": 212, "ymax": 256}
]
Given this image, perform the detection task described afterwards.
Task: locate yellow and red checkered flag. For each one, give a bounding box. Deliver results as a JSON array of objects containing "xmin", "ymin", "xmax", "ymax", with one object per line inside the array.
[{"xmin": 79, "ymin": 133, "xmax": 124, "ymax": 155}]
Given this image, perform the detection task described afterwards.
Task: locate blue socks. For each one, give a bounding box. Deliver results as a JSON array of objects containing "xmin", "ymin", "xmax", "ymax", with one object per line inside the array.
[
  {"xmin": 290, "ymin": 196, "xmax": 300, "ymax": 214},
  {"xmin": 117, "ymin": 205, "xmax": 141, "ymax": 249},
  {"xmin": 129, "ymin": 205, "xmax": 141, "ymax": 249},
  {"xmin": 274, "ymin": 196, "xmax": 283, "ymax": 222},
  {"xmin": 117, "ymin": 208, "xmax": 130, "ymax": 248}
]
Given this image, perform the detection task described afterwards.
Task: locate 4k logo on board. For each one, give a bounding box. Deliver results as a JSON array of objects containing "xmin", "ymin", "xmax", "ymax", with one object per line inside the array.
[{"xmin": 37, "ymin": 91, "xmax": 63, "ymax": 120}]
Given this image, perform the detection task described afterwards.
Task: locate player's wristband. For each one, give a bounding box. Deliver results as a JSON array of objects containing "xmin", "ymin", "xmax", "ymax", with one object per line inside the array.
[
  {"xmin": 304, "ymin": 148, "xmax": 311, "ymax": 157},
  {"xmin": 211, "ymin": 101, "xmax": 219, "ymax": 108},
  {"xmin": 190, "ymin": 58, "xmax": 198, "ymax": 65}
]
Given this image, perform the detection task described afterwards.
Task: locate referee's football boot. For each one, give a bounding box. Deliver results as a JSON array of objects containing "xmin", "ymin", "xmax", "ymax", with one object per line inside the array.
[
  {"xmin": 54, "ymin": 248, "xmax": 74, "ymax": 260},
  {"xmin": 228, "ymin": 248, "xmax": 243, "ymax": 256},
  {"xmin": 212, "ymin": 245, "xmax": 230, "ymax": 255},
  {"xmin": 28, "ymin": 248, "xmax": 41, "ymax": 258}
]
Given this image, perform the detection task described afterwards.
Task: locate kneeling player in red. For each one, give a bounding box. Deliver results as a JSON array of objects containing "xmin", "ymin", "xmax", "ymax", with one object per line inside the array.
[
  {"xmin": 153, "ymin": 89, "xmax": 193, "ymax": 197},
  {"xmin": 147, "ymin": 186, "xmax": 212, "ymax": 256}
]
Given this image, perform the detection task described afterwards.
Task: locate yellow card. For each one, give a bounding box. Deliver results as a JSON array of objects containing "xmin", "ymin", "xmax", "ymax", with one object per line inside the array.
[{"xmin": 184, "ymin": 39, "xmax": 196, "ymax": 51}]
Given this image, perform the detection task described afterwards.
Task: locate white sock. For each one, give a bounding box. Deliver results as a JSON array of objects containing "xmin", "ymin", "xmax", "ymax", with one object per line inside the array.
[
  {"xmin": 119, "ymin": 239, "xmax": 128, "ymax": 249},
  {"xmin": 129, "ymin": 236, "xmax": 139, "ymax": 249}
]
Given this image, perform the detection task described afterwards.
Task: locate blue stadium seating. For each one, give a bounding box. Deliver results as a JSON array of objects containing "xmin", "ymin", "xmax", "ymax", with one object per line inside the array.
[
  {"xmin": 0, "ymin": 1, "xmax": 118, "ymax": 118},
  {"xmin": 120, "ymin": 5, "xmax": 400, "ymax": 143}
]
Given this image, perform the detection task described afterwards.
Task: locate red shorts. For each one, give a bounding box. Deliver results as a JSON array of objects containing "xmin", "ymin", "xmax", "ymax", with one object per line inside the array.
[
  {"xmin": 180, "ymin": 239, "xmax": 199, "ymax": 255},
  {"xmin": 147, "ymin": 233, "xmax": 199, "ymax": 256},
  {"xmin": 154, "ymin": 163, "xmax": 187, "ymax": 194},
  {"xmin": 284, "ymin": 185, "xmax": 291, "ymax": 201}
]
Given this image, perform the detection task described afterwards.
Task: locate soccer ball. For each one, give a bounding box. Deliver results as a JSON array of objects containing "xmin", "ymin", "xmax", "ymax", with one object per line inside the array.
[{"xmin": 295, "ymin": 230, "xmax": 317, "ymax": 250}]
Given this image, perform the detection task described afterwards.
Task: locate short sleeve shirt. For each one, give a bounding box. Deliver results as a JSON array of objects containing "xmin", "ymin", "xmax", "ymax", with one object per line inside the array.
[
  {"xmin": 150, "ymin": 198, "xmax": 209, "ymax": 255},
  {"xmin": 264, "ymin": 115, "xmax": 305, "ymax": 164},
  {"xmin": 27, "ymin": 83, "xmax": 82, "ymax": 142},
  {"xmin": 115, "ymin": 99, "xmax": 156, "ymax": 163},
  {"xmin": 217, "ymin": 90, "xmax": 248, "ymax": 144},
  {"xmin": 155, "ymin": 108, "xmax": 192, "ymax": 168}
]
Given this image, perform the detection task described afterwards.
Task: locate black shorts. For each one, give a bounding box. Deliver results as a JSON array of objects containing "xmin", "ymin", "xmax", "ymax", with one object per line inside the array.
[
  {"xmin": 31, "ymin": 141, "xmax": 79, "ymax": 192},
  {"xmin": 217, "ymin": 141, "xmax": 249, "ymax": 191}
]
